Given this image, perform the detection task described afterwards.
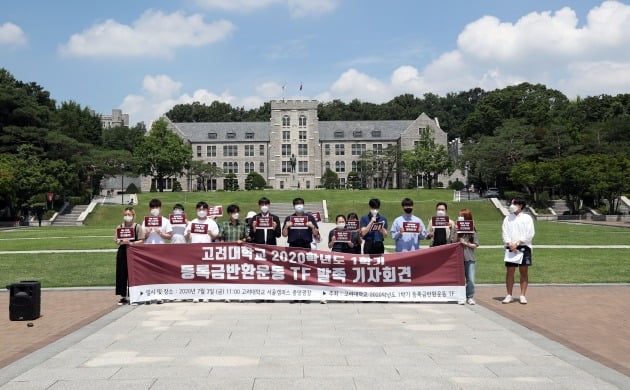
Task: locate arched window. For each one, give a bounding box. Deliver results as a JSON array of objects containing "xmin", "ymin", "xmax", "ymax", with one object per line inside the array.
[
  {"xmin": 282, "ymin": 115, "xmax": 290, "ymax": 127},
  {"xmin": 352, "ymin": 161, "xmax": 357, "ymax": 171},
  {"xmin": 299, "ymin": 115, "xmax": 307, "ymax": 127},
  {"xmin": 340, "ymin": 161, "xmax": 346, "ymax": 172},
  {"xmin": 325, "ymin": 161, "xmax": 330, "ymax": 171}
]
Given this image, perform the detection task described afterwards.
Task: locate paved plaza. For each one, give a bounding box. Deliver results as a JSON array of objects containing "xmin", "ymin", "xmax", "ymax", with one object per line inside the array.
[{"xmin": 1, "ymin": 286, "xmax": 628, "ymax": 389}]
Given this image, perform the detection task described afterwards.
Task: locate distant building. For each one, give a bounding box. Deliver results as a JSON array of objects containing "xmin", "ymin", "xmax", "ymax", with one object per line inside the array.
[
  {"xmin": 141, "ymin": 100, "xmax": 466, "ymax": 191},
  {"xmin": 101, "ymin": 109, "xmax": 129, "ymax": 128}
]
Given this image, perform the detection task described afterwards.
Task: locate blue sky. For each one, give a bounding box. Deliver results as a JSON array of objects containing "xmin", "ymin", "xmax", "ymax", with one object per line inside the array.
[{"xmin": 1, "ymin": 0, "xmax": 629, "ymax": 125}]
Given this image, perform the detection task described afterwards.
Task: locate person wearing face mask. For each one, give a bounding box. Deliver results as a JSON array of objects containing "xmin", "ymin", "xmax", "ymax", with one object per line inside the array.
[
  {"xmin": 218, "ymin": 204, "xmax": 248, "ymax": 243},
  {"xmin": 346, "ymin": 213, "xmax": 363, "ymax": 254},
  {"xmin": 390, "ymin": 198, "xmax": 427, "ymax": 253},
  {"xmin": 426, "ymin": 202, "xmax": 456, "ymax": 247},
  {"xmin": 170, "ymin": 204, "xmax": 187, "ymax": 244},
  {"xmin": 282, "ymin": 197, "xmax": 319, "ymax": 249},
  {"xmin": 502, "ymin": 198, "xmax": 535, "ymax": 304},
  {"xmin": 360, "ymin": 198, "xmax": 388, "ymax": 255},
  {"xmin": 115, "ymin": 207, "xmax": 144, "ymax": 305},
  {"xmin": 142, "ymin": 198, "xmax": 173, "ymax": 244},
  {"xmin": 249, "ymin": 197, "xmax": 282, "ymax": 245},
  {"xmin": 328, "ymin": 214, "xmax": 355, "ymax": 253},
  {"xmin": 453, "ymin": 208, "xmax": 479, "ymax": 305},
  {"xmin": 185, "ymin": 201, "xmax": 220, "ymax": 244}
]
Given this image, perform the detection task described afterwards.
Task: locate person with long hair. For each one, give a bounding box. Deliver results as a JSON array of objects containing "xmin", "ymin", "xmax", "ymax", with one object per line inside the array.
[
  {"xmin": 114, "ymin": 207, "xmax": 143, "ymax": 305},
  {"xmin": 453, "ymin": 208, "xmax": 479, "ymax": 305}
]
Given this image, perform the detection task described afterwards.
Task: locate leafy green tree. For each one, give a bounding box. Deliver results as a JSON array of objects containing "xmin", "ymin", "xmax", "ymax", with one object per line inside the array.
[
  {"xmin": 245, "ymin": 171, "xmax": 266, "ymax": 190},
  {"xmin": 346, "ymin": 171, "xmax": 360, "ymax": 189},
  {"xmin": 320, "ymin": 168, "xmax": 339, "ymax": 189},
  {"xmin": 53, "ymin": 101, "xmax": 103, "ymax": 145},
  {"xmin": 401, "ymin": 128, "xmax": 454, "ymax": 189},
  {"xmin": 135, "ymin": 119, "xmax": 191, "ymax": 192},
  {"xmin": 223, "ymin": 173, "xmax": 239, "ymax": 191},
  {"xmin": 188, "ymin": 160, "xmax": 223, "ymax": 191},
  {"xmin": 102, "ymin": 122, "xmax": 146, "ymax": 152}
]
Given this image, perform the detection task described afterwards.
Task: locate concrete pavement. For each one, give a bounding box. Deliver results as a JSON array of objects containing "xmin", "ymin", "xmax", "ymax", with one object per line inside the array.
[{"xmin": 1, "ymin": 294, "xmax": 628, "ymax": 389}]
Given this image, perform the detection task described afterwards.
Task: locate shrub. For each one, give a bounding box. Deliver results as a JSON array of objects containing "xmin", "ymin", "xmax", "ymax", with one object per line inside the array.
[
  {"xmin": 448, "ymin": 180, "xmax": 465, "ymax": 191},
  {"xmin": 150, "ymin": 181, "xmax": 157, "ymax": 192},
  {"xmin": 172, "ymin": 179, "xmax": 183, "ymax": 192},
  {"xmin": 126, "ymin": 183, "xmax": 140, "ymax": 194}
]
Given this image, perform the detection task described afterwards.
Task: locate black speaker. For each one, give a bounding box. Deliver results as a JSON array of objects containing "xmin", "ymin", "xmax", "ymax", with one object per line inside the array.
[{"xmin": 7, "ymin": 281, "xmax": 41, "ymax": 321}]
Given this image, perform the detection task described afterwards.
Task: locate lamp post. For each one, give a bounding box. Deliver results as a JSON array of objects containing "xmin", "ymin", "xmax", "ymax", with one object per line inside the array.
[{"xmin": 121, "ymin": 164, "xmax": 125, "ymax": 205}]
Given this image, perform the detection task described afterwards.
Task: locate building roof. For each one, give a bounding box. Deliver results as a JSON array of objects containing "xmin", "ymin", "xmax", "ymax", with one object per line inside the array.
[
  {"xmin": 318, "ymin": 120, "xmax": 413, "ymax": 141},
  {"xmin": 173, "ymin": 122, "xmax": 270, "ymax": 142}
]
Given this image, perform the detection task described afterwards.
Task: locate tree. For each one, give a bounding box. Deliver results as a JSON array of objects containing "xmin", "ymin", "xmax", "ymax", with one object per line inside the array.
[
  {"xmin": 102, "ymin": 123, "xmax": 146, "ymax": 152},
  {"xmin": 188, "ymin": 160, "xmax": 223, "ymax": 191},
  {"xmin": 401, "ymin": 128, "xmax": 454, "ymax": 189},
  {"xmin": 346, "ymin": 171, "xmax": 360, "ymax": 189},
  {"xmin": 134, "ymin": 119, "xmax": 191, "ymax": 192},
  {"xmin": 223, "ymin": 173, "xmax": 239, "ymax": 191},
  {"xmin": 53, "ymin": 101, "xmax": 103, "ymax": 145},
  {"xmin": 320, "ymin": 168, "xmax": 339, "ymax": 189},
  {"xmin": 245, "ymin": 171, "xmax": 266, "ymax": 190}
]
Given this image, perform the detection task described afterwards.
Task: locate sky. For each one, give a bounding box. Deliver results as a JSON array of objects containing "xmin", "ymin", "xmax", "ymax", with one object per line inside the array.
[{"xmin": 1, "ymin": 0, "xmax": 629, "ymax": 125}]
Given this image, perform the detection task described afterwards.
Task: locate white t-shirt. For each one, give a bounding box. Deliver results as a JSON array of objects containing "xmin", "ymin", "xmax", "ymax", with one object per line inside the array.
[
  {"xmin": 186, "ymin": 218, "xmax": 219, "ymax": 243},
  {"xmin": 502, "ymin": 212, "xmax": 535, "ymax": 248},
  {"xmin": 142, "ymin": 216, "xmax": 173, "ymax": 244},
  {"xmin": 171, "ymin": 223, "xmax": 187, "ymax": 244}
]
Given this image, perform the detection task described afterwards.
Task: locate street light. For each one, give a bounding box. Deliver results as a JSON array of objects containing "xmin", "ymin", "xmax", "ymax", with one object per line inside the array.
[{"xmin": 121, "ymin": 164, "xmax": 125, "ymax": 205}]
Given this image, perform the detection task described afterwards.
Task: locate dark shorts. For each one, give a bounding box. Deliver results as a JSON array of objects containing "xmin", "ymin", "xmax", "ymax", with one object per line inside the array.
[{"xmin": 505, "ymin": 246, "xmax": 532, "ymax": 267}]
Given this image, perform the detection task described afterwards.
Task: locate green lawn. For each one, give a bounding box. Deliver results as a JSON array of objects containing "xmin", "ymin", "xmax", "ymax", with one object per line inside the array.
[{"xmin": 1, "ymin": 189, "xmax": 629, "ymax": 287}]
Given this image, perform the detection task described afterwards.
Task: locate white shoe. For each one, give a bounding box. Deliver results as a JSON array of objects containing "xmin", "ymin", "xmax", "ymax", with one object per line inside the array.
[
  {"xmin": 467, "ymin": 298, "xmax": 476, "ymax": 305},
  {"xmin": 519, "ymin": 295, "xmax": 527, "ymax": 304},
  {"xmin": 457, "ymin": 299, "xmax": 465, "ymax": 305},
  {"xmin": 202, "ymin": 299, "xmax": 209, "ymax": 303},
  {"xmin": 502, "ymin": 295, "xmax": 513, "ymax": 304},
  {"xmin": 192, "ymin": 298, "xmax": 199, "ymax": 303}
]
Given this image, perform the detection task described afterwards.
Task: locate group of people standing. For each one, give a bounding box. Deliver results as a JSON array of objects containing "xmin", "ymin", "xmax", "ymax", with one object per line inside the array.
[{"xmin": 114, "ymin": 195, "xmax": 534, "ymax": 308}]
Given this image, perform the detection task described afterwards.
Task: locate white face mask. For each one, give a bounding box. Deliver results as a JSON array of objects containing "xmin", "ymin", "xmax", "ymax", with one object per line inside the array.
[
  {"xmin": 173, "ymin": 209, "xmax": 183, "ymax": 215},
  {"xmin": 232, "ymin": 213, "xmax": 239, "ymax": 220},
  {"xmin": 260, "ymin": 206, "xmax": 269, "ymax": 214},
  {"xmin": 123, "ymin": 215, "xmax": 133, "ymax": 223},
  {"xmin": 457, "ymin": 216, "xmax": 465, "ymax": 221},
  {"xmin": 197, "ymin": 210, "xmax": 207, "ymax": 218},
  {"xmin": 509, "ymin": 204, "xmax": 519, "ymax": 214},
  {"xmin": 336, "ymin": 223, "xmax": 345, "ymax": 229},
  {"xmin": 150, "ymin": 208, "xmax": 160, "ymax": 216},
  {"xmin": 436, "ymin": 210, "xmax": 446, "ymax": 217},
  {"xmin": 294, "ymin": 205, "xmax": 304, "ymax": 213},
  {"xmin": 370, "ymin": 209, "xmax": 379, "ymax": 216}
]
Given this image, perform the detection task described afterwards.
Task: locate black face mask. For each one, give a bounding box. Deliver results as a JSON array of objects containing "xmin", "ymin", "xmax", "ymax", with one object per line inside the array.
[{"xmin": 404, "ymin": 208, "xmax": 413, "ymax": 214}]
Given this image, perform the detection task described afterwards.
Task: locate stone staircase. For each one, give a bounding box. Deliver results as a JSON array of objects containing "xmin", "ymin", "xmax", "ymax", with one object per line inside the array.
[
  {"xmin": 549, "ymin": 200, "xmax": 571, "ymax": 215},
  {"xmin": 52, "ymin": 204, "xmax": 88, "ymax": 226}
]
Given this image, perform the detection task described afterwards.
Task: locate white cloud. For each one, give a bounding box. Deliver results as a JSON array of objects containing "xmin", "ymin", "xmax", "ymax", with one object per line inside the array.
[
  {"xmin": 59, "ymin": 10, "xmax": 234, "ymax": 58},
  {"xmin": 317, "ymin": 0, "xmax": 630, "ymax": 103},
  {"xmin": 196, "ymin": 0, "xmax": 338, "ymax": 18},
  {"xmin": 0, "ymin": 22, "xmax": 27, "ymax": 46}
]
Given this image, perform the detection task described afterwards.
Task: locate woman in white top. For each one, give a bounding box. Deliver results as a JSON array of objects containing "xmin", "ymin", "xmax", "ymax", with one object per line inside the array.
[
  {"xmin": 186, "ymin": 201, "xmax": 220, "ymax": 243},
  {"xmin": 142, "ymin": 198, "xmax": 173, "ymax": 244},
  {"xmin": 170, "ymin": 203, "xmax": 187, "ymax": 244}
]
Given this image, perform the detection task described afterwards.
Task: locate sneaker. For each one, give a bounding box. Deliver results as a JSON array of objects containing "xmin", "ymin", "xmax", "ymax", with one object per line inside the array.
[
  {"xmin": 519, "ymin": 295, "xmax": 528, "ymax": 304},
  {"xmin": 192, "ymin": 298, "xmax": 199, "ymax": 303},
  {"xmin": 457, "ymin": 299, "xmax": 465, "ymax": 305},
  {"xmin": 117, "ymin": 297, "xmax": 129, "ymax": 306},
  {"xmin": 320, "ymin": 299, "xmax": 327, "ymax": 304},
  {"xmin": 130, "ymin": 302, "xmax": 138, "ymax": 306},
  {"xmin": 467, "ymin": 298, "xmax": 476, "ymax": 305},
  {"xmin": 156, "ymin": 299, "xmax": 164, "ymax": 304},
  {"xmin": 502, "ymin": 295, "xmax": 513, "ymax": 304},
  {"xmin": 224, "ymin": 299, "xmax": 231, "ymax": 303},
  {"xmin": 202, "ymin": 299, "xmax": 209, "ymax": 303}
]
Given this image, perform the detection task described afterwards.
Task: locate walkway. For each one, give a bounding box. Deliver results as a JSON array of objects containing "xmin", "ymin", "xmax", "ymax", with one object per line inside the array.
[{"xmin": 0, "ymin": 286, "xmax": 628, "ymax": 389}]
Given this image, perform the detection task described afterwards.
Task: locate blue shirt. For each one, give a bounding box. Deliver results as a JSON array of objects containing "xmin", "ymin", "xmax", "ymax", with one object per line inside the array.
[
  {"xmin": 360, "ymin": 213, "xmax": 388, "ymax": 242},
  {"xmin": 390, "ymin": 214, "xmax": 427, "ymax": 252},
  {"xmin": 283, "ymin": 213, "xmax": 319, "ymax": 245}
]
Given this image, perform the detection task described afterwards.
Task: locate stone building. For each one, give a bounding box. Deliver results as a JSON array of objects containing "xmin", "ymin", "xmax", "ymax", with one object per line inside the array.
[
  {"xmin": 101, "ymin": 109, "xmax": 129, "ymax": 129},
  {"xmin": 144, "ymin": 100, "xmax": 465, "ymax": 191}
]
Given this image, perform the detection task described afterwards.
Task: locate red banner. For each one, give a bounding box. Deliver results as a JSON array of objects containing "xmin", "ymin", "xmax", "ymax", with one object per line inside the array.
[{"xmin": 127, "ymin": 243, "xmax": 465, "ymax": 303}]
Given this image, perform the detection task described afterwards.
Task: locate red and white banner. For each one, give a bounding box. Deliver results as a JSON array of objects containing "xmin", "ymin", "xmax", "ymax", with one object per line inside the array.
[{"xmin": 127, "ymin": 243, "xmax": 465, "ymax": 303}]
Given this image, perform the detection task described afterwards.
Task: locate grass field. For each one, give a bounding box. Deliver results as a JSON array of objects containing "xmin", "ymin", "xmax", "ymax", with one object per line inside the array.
[{"xmin": 1, "ymin": 189, "xmax": 629, "ymax": 287}]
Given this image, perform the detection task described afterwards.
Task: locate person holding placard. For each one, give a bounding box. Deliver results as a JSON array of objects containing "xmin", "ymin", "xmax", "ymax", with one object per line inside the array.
[
  {"xmin": 426, "ymin": 202, "xmax": 456, "ymax": 247},
  {"xmin": 390, "ymin": 198, "xmax": 427, "ymax": 252},
  {"xmin": 250, "ymin": 197, "xmax": 282, "ymax": 245},
  {"xmin": 346, "ymin": 212, "xmax": 363, "ymax": 254},
  {"xmin": 142, "ymin": 198, "xmax": 173, "ymax": 244},
  {"xmin": 360, "ymin": 198, "xmax": 388, "ymax": 255},
  {"xmin": 453, "ymin": 208, "xmax": 479, "ymax": 305},
  {"xmin": 502, "ymin": 198, "xmax": 535, "ymax": 304},
  {"xmin": 170, "ymin": 203, "xmax": 187, "ymax": 244},
  {"xmin": 115, "ymin": 207, "xmax": 143, "ymax": 305},
  {"xmin": 328, "ymin": 214, "xmax": 355, "ymax": 253},
  {"xmin": 282, "ymin": 197, "xmax": 319, "ymax": 249},
  {"xmin": 186, "ymin": 201, "xmax": 220, "ymax": 244}
]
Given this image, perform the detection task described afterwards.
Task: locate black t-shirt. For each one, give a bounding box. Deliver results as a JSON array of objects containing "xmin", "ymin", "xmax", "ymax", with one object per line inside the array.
[{"xmin": 432, "ymin": 228, "xmax": 447, "ymax": 246}]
